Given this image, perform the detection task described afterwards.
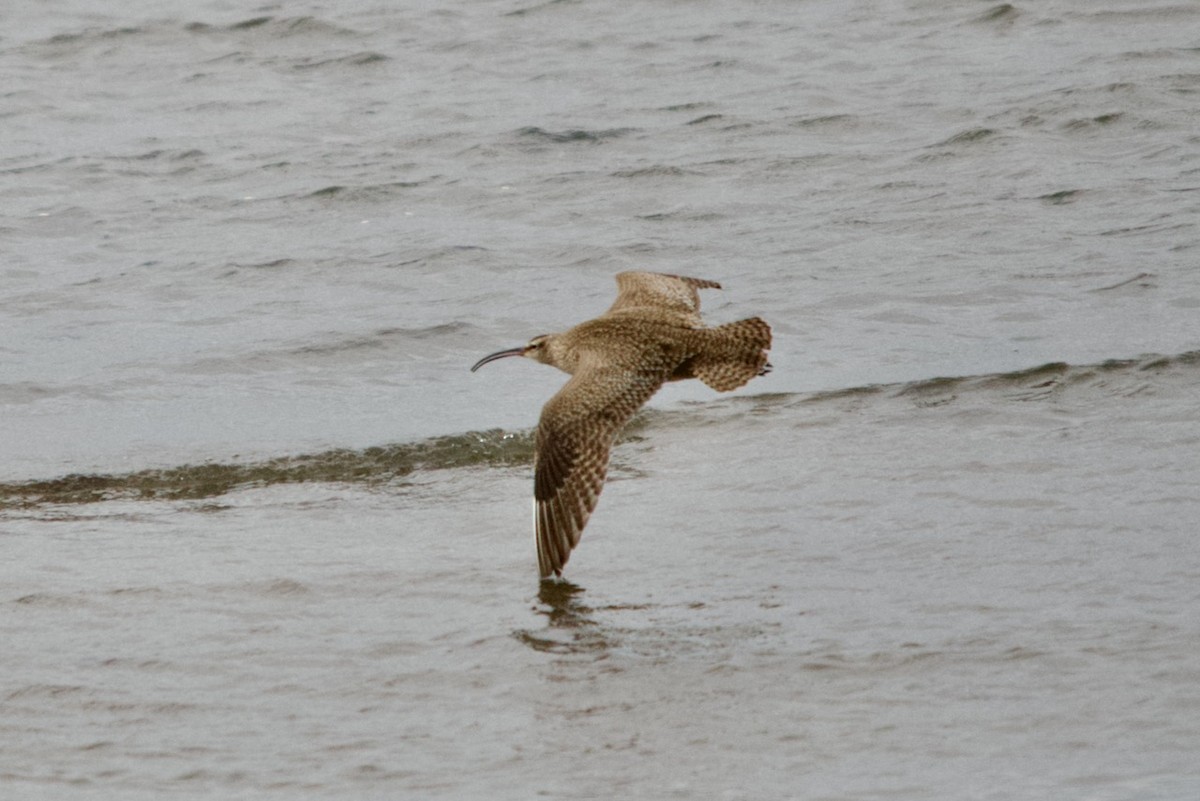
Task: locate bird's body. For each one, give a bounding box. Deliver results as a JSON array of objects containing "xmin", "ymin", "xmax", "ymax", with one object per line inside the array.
[{"xmin": 471, "ymin": 271, "xmax": 772, "ymax": 579}]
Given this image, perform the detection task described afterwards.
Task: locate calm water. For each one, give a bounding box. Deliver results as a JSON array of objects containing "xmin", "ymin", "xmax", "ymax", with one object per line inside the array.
[{"xmin": 2, "ymin": 1, "xmax": 1199, "ymax": 798}]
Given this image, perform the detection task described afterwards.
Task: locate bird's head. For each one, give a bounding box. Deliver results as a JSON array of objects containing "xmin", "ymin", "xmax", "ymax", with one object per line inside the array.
[{"xmin": 470, "ymin": 334, "xmax": 555, "ymax": 372}]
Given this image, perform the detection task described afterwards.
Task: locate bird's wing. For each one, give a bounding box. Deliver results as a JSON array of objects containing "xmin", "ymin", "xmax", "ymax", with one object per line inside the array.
[
  {"xmin": 534, "ymin": 359, "xmax": 670, "ymax": 577},
  {"xmin": 606, "ymin": 271, "xmax": 721, "ymax": 321}
]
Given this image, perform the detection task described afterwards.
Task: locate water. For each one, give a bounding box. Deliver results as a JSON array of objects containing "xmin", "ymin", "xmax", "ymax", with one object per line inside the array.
[{"xmin": 2, "ymin": 1, "xmax": 1199, "ymax": 798}]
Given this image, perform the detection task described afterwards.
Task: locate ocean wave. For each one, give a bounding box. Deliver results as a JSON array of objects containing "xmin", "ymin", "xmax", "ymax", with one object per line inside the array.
[
  {"xmin": 2, "ymin": 351, "xmax": 1196, "ymax": 509},
  {"xmin": 0, "ymin": 430, "xmax": 534, "ymax": 510}
]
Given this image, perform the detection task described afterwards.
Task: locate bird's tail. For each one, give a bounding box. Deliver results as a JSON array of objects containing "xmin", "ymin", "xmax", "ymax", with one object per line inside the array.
[{"xmin": 689, "ymin": 317, "xmax": 773, "ymax": 392}]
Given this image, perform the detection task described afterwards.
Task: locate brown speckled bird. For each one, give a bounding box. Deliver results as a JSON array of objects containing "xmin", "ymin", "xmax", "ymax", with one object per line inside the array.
[{"xmin": 470, "ymin": 271, "xmax": 772, "ymax": 579}]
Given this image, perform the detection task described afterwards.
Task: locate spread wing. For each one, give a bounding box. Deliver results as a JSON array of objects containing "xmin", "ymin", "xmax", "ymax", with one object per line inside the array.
[
  {"xmin": 534, "ymin": 360, "xmax": 670, "ymax": 578},
  {"xmin": 606, "ymin": 271, "xmax": 721, "ymax": 324}
]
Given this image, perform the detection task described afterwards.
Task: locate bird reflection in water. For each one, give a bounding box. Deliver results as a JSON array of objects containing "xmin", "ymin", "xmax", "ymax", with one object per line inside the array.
[{"xmin": 512, "ymin": 579, "xmax": 612, "ymax": 654}]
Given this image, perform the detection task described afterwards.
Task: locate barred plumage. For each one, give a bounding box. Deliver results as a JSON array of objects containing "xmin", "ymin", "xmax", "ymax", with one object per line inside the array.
[{"xmin": 471, "ymin": 271, "xmax": 772, "ymax": 579}]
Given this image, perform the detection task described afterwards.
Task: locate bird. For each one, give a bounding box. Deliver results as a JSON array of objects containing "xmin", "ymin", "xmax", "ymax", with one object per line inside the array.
[{"xmin": 470, "ymin": 271, "xmax": 772, "ymax": 579}]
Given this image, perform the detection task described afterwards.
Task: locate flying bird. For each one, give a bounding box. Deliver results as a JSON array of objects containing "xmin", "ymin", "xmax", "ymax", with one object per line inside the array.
[{"xmin": 471, "ymin": 271, "xmax": 772, "ymax": 579}]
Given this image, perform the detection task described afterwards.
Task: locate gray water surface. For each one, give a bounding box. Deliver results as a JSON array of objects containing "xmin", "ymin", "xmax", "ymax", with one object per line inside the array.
[{"xmin": 2, "ymin": 1, "xmax": 1199, "ymax": 798}]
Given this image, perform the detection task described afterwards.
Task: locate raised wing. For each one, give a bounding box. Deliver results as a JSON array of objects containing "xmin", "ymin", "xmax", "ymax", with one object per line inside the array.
[
  {"xmin": 533, "ymin": 360, "xmax": 670, "ymax": 577},
  {"xmin": 606, "ymin": 271, "xmax": 721, "ymax": 323}
]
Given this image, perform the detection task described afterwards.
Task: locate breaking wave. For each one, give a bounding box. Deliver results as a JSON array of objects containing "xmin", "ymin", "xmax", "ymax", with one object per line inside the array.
[{"xmin": 2, "ymin": 351, "xmax": 1195, "ymax": 510}]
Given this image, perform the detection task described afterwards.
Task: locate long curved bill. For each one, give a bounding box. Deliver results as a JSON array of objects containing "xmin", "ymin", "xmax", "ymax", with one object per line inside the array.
[{"xmin": 470, "ymin": 346, "xmax": 525, "ymax": 372}]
